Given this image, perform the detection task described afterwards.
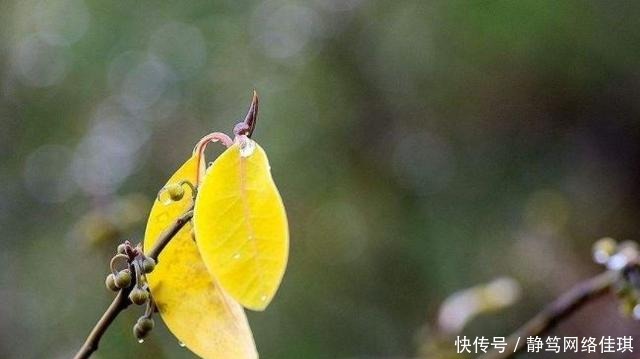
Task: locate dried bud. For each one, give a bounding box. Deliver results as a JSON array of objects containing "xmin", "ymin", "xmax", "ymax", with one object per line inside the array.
[
  {"xmin": 105, "ymin": 274, "xmax": 119, "ymax": 291},
  {"xmin": 129, "ymin": 287, "xmax": 149, "ymax": 305},
  {"xmin": 114, "ymin": 269, "xmax": 132, "ymax": 288},
  {"xmin": 141, "ymin": 257, "xmax": 156, "ymax": 274}
]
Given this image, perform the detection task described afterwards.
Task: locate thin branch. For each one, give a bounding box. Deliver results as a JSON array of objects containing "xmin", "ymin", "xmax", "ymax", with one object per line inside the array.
[
  {"xmin": 73, "ymin": 289, "xmax": 132, "ymax": 359},
  {"xmin": 73, "ymin": 209, "xmax": 194, "ymax": 359},
  {"xmin": 147, "ymin": 209, "xmax": 193, "ymax": 261},
  {"xmin": 478, "ymin": 270, "xmax": 617, "ymax": 359}
]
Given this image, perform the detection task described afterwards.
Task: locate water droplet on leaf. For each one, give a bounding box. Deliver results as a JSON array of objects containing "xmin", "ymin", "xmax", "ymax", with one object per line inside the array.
[
  {"xmin": 178, "ymin": 341, "xmax": 186, "ymax": 347},
  {"xmin": 239, "ymin": 139, "xmax": 256, "ymax": 158},
  {"xmin": 233, "ymin": 253, "xmax": 241, "ymax": 260},
  {"xmin": 138, "ymin": 339, "xmax": 145, "ymax": 344}
]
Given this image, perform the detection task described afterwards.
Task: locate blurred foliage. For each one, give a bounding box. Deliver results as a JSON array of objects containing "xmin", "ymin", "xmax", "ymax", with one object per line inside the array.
[{"xmin": 2, "ymin": 0, "xmax": 640, "ymax": 358}]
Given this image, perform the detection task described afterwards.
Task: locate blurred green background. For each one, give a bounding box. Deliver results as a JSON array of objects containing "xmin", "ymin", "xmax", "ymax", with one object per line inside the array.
[{"xmin": 2, "ymin": 0, "xmax": 640, "ymax": 358}]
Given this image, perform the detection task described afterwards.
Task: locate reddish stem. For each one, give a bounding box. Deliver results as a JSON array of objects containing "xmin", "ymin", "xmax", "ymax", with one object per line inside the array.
[{"xmin": 233, "ymin": 90, "xmax": 259, "ymax": 138}]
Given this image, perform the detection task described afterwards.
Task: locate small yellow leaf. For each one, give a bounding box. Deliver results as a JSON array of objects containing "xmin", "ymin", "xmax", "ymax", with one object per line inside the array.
[
  {"xmin": 144, "ymin": 155, "xmax": 258, "ymax": 359},
  {"xmin": 194, "ymin": 141, "xmax": 289, "ymax": 311}
]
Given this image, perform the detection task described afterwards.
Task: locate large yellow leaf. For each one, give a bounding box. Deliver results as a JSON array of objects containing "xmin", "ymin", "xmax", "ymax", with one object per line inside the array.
[
  {"xmin": 193, "ymin": 140, "xmax": 289, "ymax": 311},
  {"xmin": 144, "ymin": 155, "xmax": 258, "ymax": 359}
]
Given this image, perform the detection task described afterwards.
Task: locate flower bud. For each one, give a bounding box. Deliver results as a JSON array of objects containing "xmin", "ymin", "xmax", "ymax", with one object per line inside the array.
[
  {"xmin": 105, "ymin": 274, "xmax": 119, "ymax": 291},
  {"xmin": 593, "ymin": 237, "xmax": 617, "ymax": 264},
  {"xmin": 137, "ymin": 317, "xmax": 155, "ymax": 332},
  {"xmin": 117, "ymin": 243, "xmax": 127, "ymax": 255},
  {"xmin": 133, "ymin": 323, "xmax": 148, "ymax": 341},
  {"xmin": 166, "ymin": 184, "xmax": 184, "ymax": 201},
  {"xmin": 141, "ymin": 257, "xmax": 156, "ymax": 274},
  {"xmin": 114, "ymin": 269, "xmax": 132, "ymax": 288},
  {"xmin": 129, "ymin": 287, "xmax": 149, "ymax": 305}
]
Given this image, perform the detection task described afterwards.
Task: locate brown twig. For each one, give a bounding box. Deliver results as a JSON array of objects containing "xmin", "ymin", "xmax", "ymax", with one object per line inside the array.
[
  {"xmin": 233, "ymin": 90, "xmax": 259, "ymax": 138},
  {"xmin": 73, "ymin": 209, "xmax": 194, "ymax": 359},
  {"xmin": 478, "ymin": 270, "xmax": 617, "ymax": 359},
  {"xmin": 146, "ymin": 209, "xmax": 193, "ymax": 261}
]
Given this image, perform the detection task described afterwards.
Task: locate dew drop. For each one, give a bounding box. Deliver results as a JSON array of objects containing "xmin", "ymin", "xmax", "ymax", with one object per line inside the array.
[
  {"xmin": 138, "ymin": 339, "xmax": 145, "ymax": 344},
  {"xmin": 178, "ymin": 341, "xmax": 186, "ymax": 347},
  {"xmin": 233, "ymin": 253, "xmax": 241, "ymax": 260},
  {"xmin": 240, "ymin": 139, "xmax": 256, "ymax": 157},
  {"xmin": 260, "ymin": 295, "xmax": 267, "ymax": 302}
]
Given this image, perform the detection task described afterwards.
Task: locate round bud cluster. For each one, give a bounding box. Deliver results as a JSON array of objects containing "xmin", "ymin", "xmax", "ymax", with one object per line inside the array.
[
  {"xmin": 104, "ymin": 240, "xmax": 160, "ymax": 343},
  {"xmin": 592, "ymin": 238, "xmax": 639, "ymax": 271},
  {"xmin": 593, "ymin": 238, "xmax": 640, "ymax": 319},
  {"xmin": 133, "ymin": 316, "xmax": 155, "ymax": 342},
  {"xmin": 115, "ymin": 240, "xmax": 139, "ymax": 258}
]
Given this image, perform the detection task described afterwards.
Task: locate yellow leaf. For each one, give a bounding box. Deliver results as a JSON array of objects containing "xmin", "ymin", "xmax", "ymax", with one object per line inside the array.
[
  {"xmin": 144, "ymin": 155, "xmax": 258, "ymax": 359},
  {"xmin": 194, "ymin": 140, "xmax": 289, "ymax": 311}
]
